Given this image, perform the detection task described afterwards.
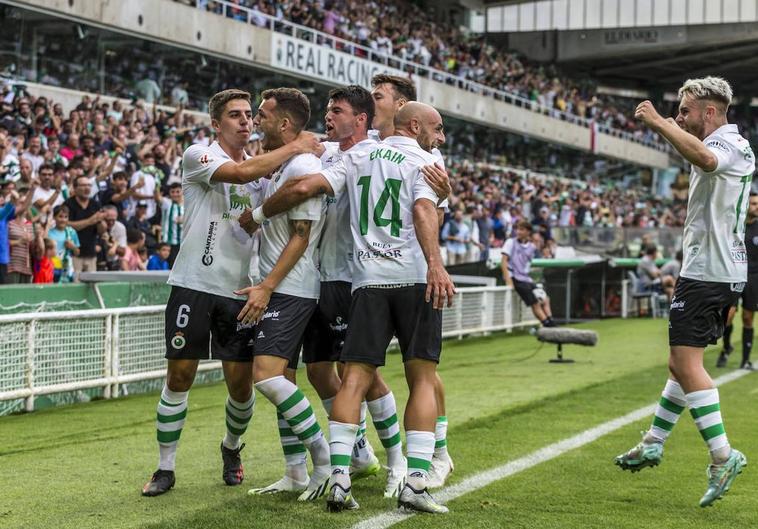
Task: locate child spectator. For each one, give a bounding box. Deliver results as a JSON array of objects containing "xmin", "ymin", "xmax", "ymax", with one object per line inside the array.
[{"xmin": 147, "ymin": 242, "xmax": 171, "ymax": 271}]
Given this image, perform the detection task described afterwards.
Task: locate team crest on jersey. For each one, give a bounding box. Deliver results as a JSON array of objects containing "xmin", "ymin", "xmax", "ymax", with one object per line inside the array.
[
  {"xmin": 228, "ymin": 185, "xmax": 252, "ymax": 211},
  {"xmin": 171, "ymin": 332, "xmax": 186, "ymax": 350}
]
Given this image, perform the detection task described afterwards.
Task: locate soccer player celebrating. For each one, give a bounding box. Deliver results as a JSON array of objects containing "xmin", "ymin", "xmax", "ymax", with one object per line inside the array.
[
  {"xmin": 244, "ymin": 102, "xmax": 454, "ymax": 512},
  {"xmin": 615, "ymin": 77, "xmax": 752, "ymax": 507},
  {"xmin": 141, "ymin": 89, "xmax": 320, "ymax": 497},
  {"xmin": 235, "ymin": 88, "xmax": 332, "ymax": 502},
  {"xmin": 718, "ymin": 192, "xmax": 758, "ymax": 370},
  {"xmin": 370, "ymin": 75, "xmax": 455, "ymax": 489}
]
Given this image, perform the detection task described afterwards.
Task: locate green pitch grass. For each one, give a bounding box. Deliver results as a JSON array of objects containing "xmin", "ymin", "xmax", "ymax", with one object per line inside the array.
[{"xmin": 1, "ymin": 319, "xmax": 755, "ymax": 529}]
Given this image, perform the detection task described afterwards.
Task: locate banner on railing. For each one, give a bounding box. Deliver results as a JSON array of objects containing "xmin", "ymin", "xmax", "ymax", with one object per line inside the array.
[{"xmin": 270, "ymin": 33, "xmax": 413, "ymax": 91}]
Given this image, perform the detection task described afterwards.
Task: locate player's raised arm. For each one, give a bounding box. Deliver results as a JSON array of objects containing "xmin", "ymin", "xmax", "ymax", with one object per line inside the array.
[
  {"xmin": 413, "ymin": 197, "xmax": 456, "ymax": 309},
  {"xmin": 247, "ymin": 157, "xmax": 349, "ymax": 229},
  {"xmin": 211, "ymin": 132, "xmax": 322, "ymax": 184},
  {"xmin": 260, "ymin": 173, "xmax": 335, "ymax": 217},
  {"xmin": 635, "ymin": 100, "xmax": 718, "ymax": 172}
]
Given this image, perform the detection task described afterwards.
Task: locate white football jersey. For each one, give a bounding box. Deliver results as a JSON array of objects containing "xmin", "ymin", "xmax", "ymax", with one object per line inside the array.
[
  {"xmin": 320, "ymin": 135, "xmax": 439, "ymax": 291},
  {"xmin": 680, "ymin": 124, "xmax": 756, "ymax": 283},
  {"xmin": 168, "ymin": 142, "xmax": 266, "ymax": 299},
  {"xmin": 318, "ymin": 138, "xmax": 377, "ymax": 283},
  {"xmin": 258, "ymin": 153, "xmax": 325, "ymax": 299}
]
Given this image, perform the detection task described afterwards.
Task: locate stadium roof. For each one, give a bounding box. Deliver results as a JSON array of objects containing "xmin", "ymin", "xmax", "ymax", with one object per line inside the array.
[{"xmin": 565, "ymin": 40, "xmax": 758, "ymax": 94}]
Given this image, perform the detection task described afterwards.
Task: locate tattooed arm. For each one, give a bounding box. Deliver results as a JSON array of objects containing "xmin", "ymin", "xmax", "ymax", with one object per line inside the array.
[{"xmin": 235, "ymin": 219, "xmax": 312, "ymax": 324}]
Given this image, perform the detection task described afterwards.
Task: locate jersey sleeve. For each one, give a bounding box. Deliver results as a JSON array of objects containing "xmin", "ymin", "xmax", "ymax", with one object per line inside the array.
[
  {"xmin": 320, "ymin": 158, "xmax": 349, "ymax": 195},
  {"xmin": 412, "ymin": 167, "xmax": 440, "ymax": 205},
  {"xmin": 182, "ymin": 145, "xmax": 230, "ymax": 186},
  {"xmin": 287, "ymin": 154, "xmax": 324, "ymax": 222},
  {"xmin": 502, "ymin": 238, "xmax": 514, "ymax": 257},
  {"xmin": 704, "ymin": 136, "xmax": 737, "ymax": 175}
]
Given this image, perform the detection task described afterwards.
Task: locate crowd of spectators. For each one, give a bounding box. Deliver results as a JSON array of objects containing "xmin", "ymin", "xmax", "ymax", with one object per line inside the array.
[
  {"xmin": 0, "ymin": 88, "xmax": 212, "ymax": 284},
  {"xmin": 0, "ymin": 86, "xmax": 687, "ymax": 285},
  {"xmin": 196, "ymin": 0, "xmax": 656, "ymax": 142},
  {"xmin": 438, "ymin": 157, "xmax": 688, "ymax": 263}
]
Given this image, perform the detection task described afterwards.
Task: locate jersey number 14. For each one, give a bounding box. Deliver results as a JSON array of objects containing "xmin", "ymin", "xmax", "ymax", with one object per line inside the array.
[{"xmin": 357, "ymin": 175, "xmax": 402, "ymax": 237}]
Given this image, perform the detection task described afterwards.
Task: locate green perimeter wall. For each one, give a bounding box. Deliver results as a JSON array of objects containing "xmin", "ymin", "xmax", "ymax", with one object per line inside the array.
[{"xmin": 0, "ymin": 282, "xmax": 172, "ymax": 314}]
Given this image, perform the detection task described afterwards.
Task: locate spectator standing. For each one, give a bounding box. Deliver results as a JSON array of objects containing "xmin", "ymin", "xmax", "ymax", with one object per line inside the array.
[
  {"xmin": 64, "ymin": 175, "xmax": 104, "ymax": 277},
  {"xmin": 103, "ymin": 205, "xmax": 127, "ymax": 270},
  {"xmin": 474, "ymin": 206, "xmax": 493, "ymax": 262},
  {"xmin": 60, "ymin": 133, "xmax": 82, "ymax": 161},
  {"xmin": 0, "ymin": 189, "xmax": 15, "ymax": 283},
  {"xmin": 21, "ymin": 135, "xmax": 44, "ymax": 174},
  {"xmin": 136, "ymin": 73, "xmax": 162, "ymax": 104},
  {"xmin": 130, "ymin": 153, "xmax": 161, "ymax": 220},
  {"xmin": 160, "ymin": 183, "xmax": 184, "ymax": 266},
  {"xmin": 0, "ymin": 136, "xmax": 20, "ymax": 181},
  {"xmin": 126, "ymin": 202, "xmax": 159, "ymax": 250},
  {"xmin": 16, "ymin": 158, "xmax": 34, "ymax": 194},
  {"xmin": 100, "ymin": 171, "xmax": 135, "ymax": 221},
  {"xmin": 32, "ymin": 237, "xmax": 56, "ymax": 284},
  {"xmin": 170, "ymin": 82, "xmax": 189, "ymax": 107},
  {"xmin": 7, "ymin": 207, "xmax": 34, "ymax": 283},
  {"xmin": 31, "ymin": 163, "xmax": 63, "ymax": 224},
  {"xmin": 441, "ymin": 209, "xmax": 471, "ymax": 265},
  {"xmin": 48, "ymin": 204, "xmax": 80, "ymax": 282}
]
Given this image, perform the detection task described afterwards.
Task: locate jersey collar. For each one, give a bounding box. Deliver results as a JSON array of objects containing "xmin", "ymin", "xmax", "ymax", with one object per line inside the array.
[
  {"xmin": 383, "ymin": 135, "xmax": 421, "ymax": 149},
  {"xmin": 705, "ymin": 123, "xmax": 738, "ymax": 141}
]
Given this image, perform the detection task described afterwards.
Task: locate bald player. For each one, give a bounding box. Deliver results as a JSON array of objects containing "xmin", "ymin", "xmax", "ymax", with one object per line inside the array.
[{"xmin": 370, "ymin": 75, "xmax": 454, "ymax": 489}]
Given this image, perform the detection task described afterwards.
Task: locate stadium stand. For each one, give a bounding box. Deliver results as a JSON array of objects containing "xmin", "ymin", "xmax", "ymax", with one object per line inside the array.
[{"xmin": 193, "ymin": 0, "xmax": 660, "ymax": 144}]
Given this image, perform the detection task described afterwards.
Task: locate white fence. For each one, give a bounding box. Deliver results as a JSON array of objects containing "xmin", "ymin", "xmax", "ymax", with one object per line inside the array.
[{"xmin": 0, "ymin": 286, "xmax": 537, "ymax": 414}]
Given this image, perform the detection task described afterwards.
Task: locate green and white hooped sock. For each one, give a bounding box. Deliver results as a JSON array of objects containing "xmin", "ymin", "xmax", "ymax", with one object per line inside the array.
[
  {"xmin": 434, "ymin": 416, "xmax": 449, "ymax": 458},
  {"xmin": 646, "ymin": 379, "xmax": 686, "ymax": 444},
  {"xmin": 329, "ymin": 421, "xmax": 359, "ymax": 488},
  {"xmin": 367, "ymin": 392, "xmax": 403, "ymax": 468},
  {"xmin": 686, "ymin": 388, "xmax": 731, "ymax": 461},
  {"xmin": 256, "ymin": 376, "xmax": 330, "ymax": 467},
  {"xmin": 277, "ymin": 411, "xmax": 307, "ymax": 466},
  {"xmin": 406, "ymin": 430, "xmax": 435, "ymax": 489},
  {"xmin": 156, "ymin": 385, "xmax": 188, "ymax": 471},
  {"xmin": 223, "ymin": 394, "xmax": 255, "ymax": 450}
]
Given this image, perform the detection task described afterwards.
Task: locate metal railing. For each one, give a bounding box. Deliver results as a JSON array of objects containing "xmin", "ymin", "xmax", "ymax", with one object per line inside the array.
[
  {"xmin": 195, "ymin": 0, "xmax": 667, "ymax": 151},
  {"xmin": 0, "ymin": 286, "xmax": 537, "ymax": 414}
]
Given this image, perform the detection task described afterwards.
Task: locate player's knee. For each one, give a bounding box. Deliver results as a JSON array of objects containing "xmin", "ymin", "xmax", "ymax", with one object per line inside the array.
[
  {"xmin": 742, "ymin": 311, "xmax": 753, "ymax": 328},
  {"xmin": 253, "ymin": 359, "xmax": 285, "ymax": 384},
  {"xmin": 166, "ymin": 369, "xmax": 195, "ymax": 392},
  {"xmin": 306, "ymin": 363, "xmax": 340, "ymax": 397},
  {"xmin": 339, "ymin": 366, "xmax": 373, "ymax": 396},
  {"xmin": 368, "ymin": 371, "xmax": 390, "ymax": 397}
]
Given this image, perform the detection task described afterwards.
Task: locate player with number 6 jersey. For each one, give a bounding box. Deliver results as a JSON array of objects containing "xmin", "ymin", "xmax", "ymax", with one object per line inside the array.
[{"xmin": 142, "ymin": 89, "xmax": 321, "ymax": 498}]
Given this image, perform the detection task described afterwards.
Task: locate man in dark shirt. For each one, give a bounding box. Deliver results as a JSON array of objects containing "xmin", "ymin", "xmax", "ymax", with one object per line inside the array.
[
  {"xmin": 64, "ymin": 174, "xmax": 105, "ymax": 279},
  {"xmin": 719, "ymin": 192, "xmax": 758, "ymax": 370},
  {"xmin": 99, "ymin": 171, "xmax": 135, "ymax": 222}
]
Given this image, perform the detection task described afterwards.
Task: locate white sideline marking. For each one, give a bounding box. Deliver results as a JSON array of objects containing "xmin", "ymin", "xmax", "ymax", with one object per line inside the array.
[{"xmin": 351, "ymin": 369, "xmax": 751, "ymax": 529}]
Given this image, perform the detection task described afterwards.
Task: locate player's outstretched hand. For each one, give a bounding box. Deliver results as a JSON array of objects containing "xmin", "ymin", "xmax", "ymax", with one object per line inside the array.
[
  {"xmin": 421, "ymin": 163, "xmax": 451, "ymax": 203},
  {"xmin": 634, "ymin": 100, "xmax": 664, "ymax": 129},
  {"xmin": 426, "ymin": 263, "xmax": 456, "ymax": 310},
  {"xmin": 294, "ymin": 131, "xmax": 325, "ymax": 156},
  {"xmin": 239, "ymin": 208, "xmax": 260, "ymax": 236},
  {"xmin": 234, "ymin": 284, "xmax": 272, "ymax": 325}
]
